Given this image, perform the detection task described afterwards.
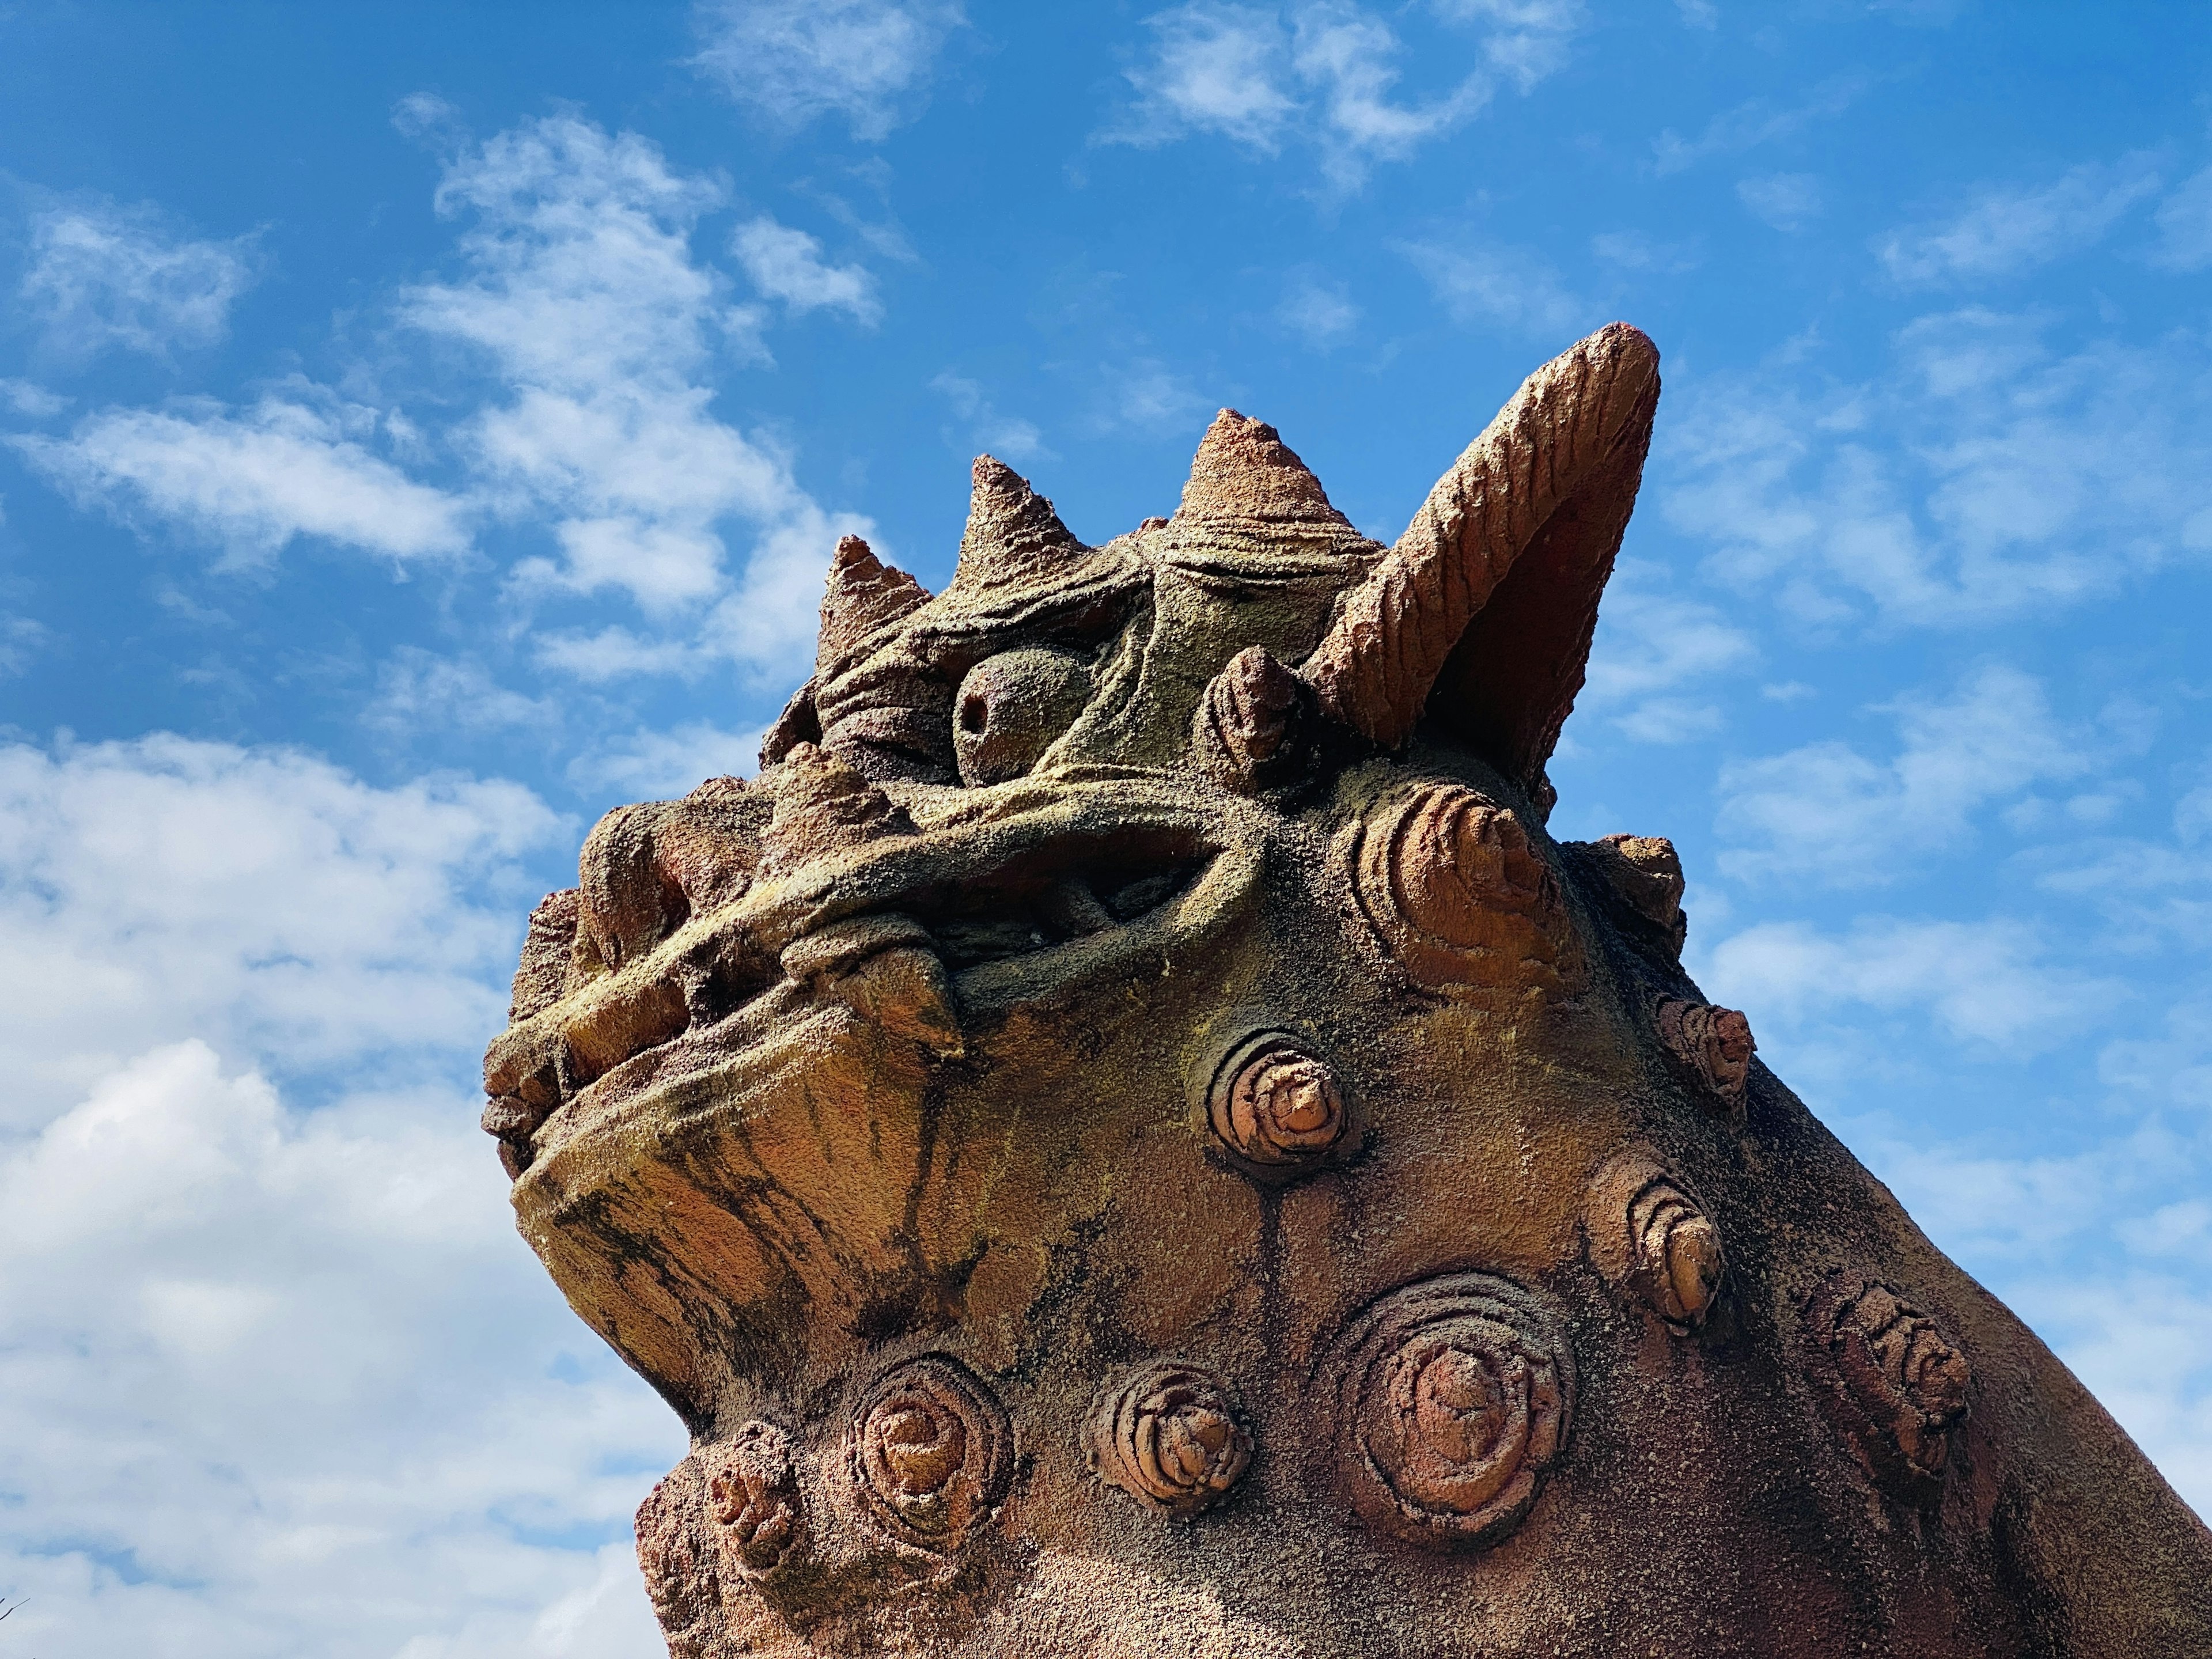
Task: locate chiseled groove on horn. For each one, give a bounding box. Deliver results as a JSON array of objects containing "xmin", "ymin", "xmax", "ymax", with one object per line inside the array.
[{"xmin": 1298, "ymin": 323, "xmax": 1661, "ymax": 750}]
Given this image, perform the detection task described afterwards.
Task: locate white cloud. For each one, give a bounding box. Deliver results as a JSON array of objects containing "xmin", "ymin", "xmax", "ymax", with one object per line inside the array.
[
  {"xmin": 0, "ymin": 734, "xmax": 558, "ymax": 1125},
  {"xmin": 0, "ymin": 374, "xmax": 70, "ymax": 417},
  {"xmin": 0, "ymin": 734, "xmax": 679, "ymax": 1656},
  {"xmin": 1109, "ymin": 1, "xmax": 1579, "ymax": 190},
  {"xmin": 1104, "ymin": 358, "xmax": 1211, "ymax": 434},
  {"xmin": 691, "ymin": 0, "xmax": 965, "ymax": 141},
  {"xmin": 366, "ymin": 649, "xmax": 559, "ymax": 740},
  {"xmin": 931, "ymin": 371, "xmax": 1051, "ymax": 461},
  {"xmin": 1715, "ymin": 664, "xmax": 2089, "ymax": 885},
  {"xmin": 568, "ymin": 719, "xmax": 766, "ymax": 800},
  {"xmin": 1877, "ymin": 153, "xmax": 2164, "ymax": 284},
  {"xmin": 406, "ymin": 116, "xmax": 859, "ymax": 656},
  {"xmin": 2151, "ymin": 163, "xmax": 2212, "ymax": 272},
  {"xmin": 20, "ymin": 202, "xmax": 258, "ymax": 357},
  {"xmin": 1673, "ymin": 0, "xmax": 1719, "ymax": 26},
  {"xmin": 12, "ymin": 395, "xmax": 469, "ymax": 564},
  {"xmin": 1579, "ymin": 564, "xmax": 1757, "ymax": 742},
  {"xmin": 1397, "ymin": 240, "xmax": 1592, "ymax": 338},
  {"xmin": 1736, "ymin": 172, "xmax": 1823, "ymax": 230},
  {"xmin": 731, "ymin": 215, "xmax": 882, "ymax": 324},
  {"xmin": 1704, "ymin": 914, "xmax": 2121, "ymax": 1052},
  {"xmin": 0, "ymin": 612, "xmax": 46, "ymax": 676},
  {"xmin": 1664, "ymin": 309, "xmax": 2212, "ymax": 625}
]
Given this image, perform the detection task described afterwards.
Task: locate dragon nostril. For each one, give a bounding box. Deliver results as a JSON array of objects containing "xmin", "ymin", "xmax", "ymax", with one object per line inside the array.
[{"xmin": 960, "ymin": 694, "xmax": 988, "ymax": 734}]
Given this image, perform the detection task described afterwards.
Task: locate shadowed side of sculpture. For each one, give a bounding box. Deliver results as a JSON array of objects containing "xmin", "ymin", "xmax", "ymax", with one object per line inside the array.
[{"xmin": 484, "ymin": 324, "xmax": 2212, "ymax": 1658}]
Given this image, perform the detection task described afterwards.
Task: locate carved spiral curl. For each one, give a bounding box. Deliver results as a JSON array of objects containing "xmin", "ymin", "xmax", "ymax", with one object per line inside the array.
[
  {"xmin": 1804, "ymin": 1275, "xmax": 1971, "ymax": 1503},
  {"xmin": 704, "ymin": 1420, "xmax": 805, "ymax": 1577},
  {"xmin": 1206, "ymin": 1030, "xmax": 1348, "ymax": 1170},
  {"xmin": 1585, "ymin": 1152, "xmax": 1724, "ymax": 1334},
  {"xmin": 1329, "ymin": 1273, "xmax": 1575, "ymax": 1550},
  {"xmin": 849, "ymin": 1354, "xmax": 1013, "ymax": 1552},
  {"xmin": 1348, "ymin": 783, "xmax": 1577, "ymax": 995},
  {"xmin": 1656, "ymin": 998, "xmax": 1755, "ymax": 1113},
  {"xmin": 1086, "ymin": 1361, "xmax": 1253, "ymax": 1517}
]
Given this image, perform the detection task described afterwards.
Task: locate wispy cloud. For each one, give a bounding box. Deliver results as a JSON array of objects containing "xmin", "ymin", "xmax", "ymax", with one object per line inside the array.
[
  {"xmin": 19, "ymin": 202, "xmax": 259, "ymax": 359},
  {"xmin": 931, "ymin": 371, "xmax": 1051, "ymax": 462},
  {"xmin": 13, "ymin": 394, "xmax": 469, "ymax": 564},
  {"xmin": 730, "ymin": 215, "xmax": 881, "ymax": 324},
  {"xmin": 1590, "ymin": 229, "xmax": 1703, "ymax": 272},
  {"xmin": 1705, "ymin": 914, "xmax": 2122, "ymax": 1051},
  {"xmin": 1107, "ymin": 1, "xmax": 1581, "ymax": 191},
  {"xmin": 1715, "ymin": 664, "xmax": 2091, "ymax": 885},
  {"xmin": 691, "ymin": 0, "xmax": 966, "ymax": 141},
  {"xmin": 406, "ymin": 116, "xmax": 865, "ymax": 660},
  {"xmin": 1877, "ymin": 152, "xmax": 2165, "ymax": 283},
  {"xmin": 2150, "ymin": 162, "xmax": 2212, "ymax": 271},
  {"xmin": 1397, "ymin": 240, "xmax": 1592, "ymax": 338},
  {"xmin": 1664, "ymin": 308, "xmax": 2212, "ymax": 625},
  {"xmin": 1736, "ymin": 172, "xmax": 1823, "ymax": 230},
  {"xmin": 1652, "ymin": 74, "xmax": 1868, "ymax": 176},
  {"xmin": 1275, "ymin": 268, "xmax": 1361, "ymax": 346},
  {"xmin": 1579, "ymin": 563, "xmax": 1758, "ymax": 742},
  {"xmin": 567, "ymin": 719, "xmax": 768, "ymax": 800}
]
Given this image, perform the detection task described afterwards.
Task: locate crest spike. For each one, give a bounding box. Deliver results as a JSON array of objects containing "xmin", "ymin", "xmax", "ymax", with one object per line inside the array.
[
  {"xmin": 1173, "ymin": 410, "xmax": 1352, "ymax": 533},
  {"xmin": 817, "ymin": 534, "xmax": 930, "ymax": 674},
  {"xmin": 951, "ymin": 456, "xmax": 1087, "ymax": 592}
]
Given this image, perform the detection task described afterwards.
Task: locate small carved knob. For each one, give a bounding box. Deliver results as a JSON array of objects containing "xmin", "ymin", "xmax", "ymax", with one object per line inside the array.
[
  {"xmin": 849, "ymin": 1355, "xmax": 1013, "ymax": 1552},
  {"xmin": 1586, "ymin": 1152, "xmax": 1725, "ymax": 1333},
  {"xmin": 1087, "ymin": 1361, "xmax": 1253, "ymax": 1517},
  {"xmin": 635, "ymin": 1460, "xmax": 721, "ymax": 1653},
  {"xmin": 1348, "ymin": 782, "xmax": 1578, "ymax": 995},
  {"xmin": 1207, "ymin": 1031, "xmax": 1348, "ymax": 1169},
  {"xmin": 704, "ymin": 1421, "xmax": 804, "ymax": 1577},
  {"xmin": 1192, "ymin": 646, "xmax": 1308, "ymax": 794},
  {"xmin": 1328, "ymin": 1273, "xmax": 1575, "ymax": 1550},
  {"xmin": 1656, "ymin": 997, "xmax": 1755, "ymax": 1113},
  {"xmin": 1804, "ymin": 1275, "xmax": 1971, "ymax": 1503}
]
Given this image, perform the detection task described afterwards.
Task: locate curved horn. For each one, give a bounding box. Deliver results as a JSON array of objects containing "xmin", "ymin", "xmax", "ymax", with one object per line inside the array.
[
  {"xmin": 1297, "ymin": 324, "xmax": 1661, "ymax": 759},
  {"xmin": 951, "ymin": 456, "xmax": 1086, "ymax": 592}
]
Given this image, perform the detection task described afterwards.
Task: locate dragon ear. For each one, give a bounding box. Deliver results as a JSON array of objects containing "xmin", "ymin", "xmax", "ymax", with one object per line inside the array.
[
  {"xmin": 1173, "ymin": 409, "xmax": 1354, "ymax": 535},
  {"xmin": 950, "ymin": 456, "xmax": 1087, "ymax": 592},
  {"xmin": 817, "ymin": 534, "xmax": 930, "ymax": 675},
  {"xmin": 1296, "ymin": 323, "xmax": 1661, "ymax": 803}
]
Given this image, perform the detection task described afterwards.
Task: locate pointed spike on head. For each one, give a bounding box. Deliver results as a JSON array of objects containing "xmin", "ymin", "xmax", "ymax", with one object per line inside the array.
[
  {"xmin": 1173, "ymin": 409, "xmax": 1351, "ymax": 531},
  {"xmin": 816, "ymin": 533, "xmax": 931, "ymax": 675},
  {"xmin": 952, "ymin": 455, "xmax": 1086, "ymax": 592}
]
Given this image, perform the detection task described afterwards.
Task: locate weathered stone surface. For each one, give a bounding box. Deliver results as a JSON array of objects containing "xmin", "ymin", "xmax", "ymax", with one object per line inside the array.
[{"xmin": 484, "ymin": 324, "xmax": 2212, "ymax": 1656}]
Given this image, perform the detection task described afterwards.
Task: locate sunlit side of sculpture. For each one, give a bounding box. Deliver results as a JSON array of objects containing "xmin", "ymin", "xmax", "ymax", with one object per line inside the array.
[{"xmin": 483, "ymin": 324, "xmax": 2212, "ymax": 1656}]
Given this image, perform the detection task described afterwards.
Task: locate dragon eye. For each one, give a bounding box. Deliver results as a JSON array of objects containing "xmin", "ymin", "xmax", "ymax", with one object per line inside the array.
[{"xmin": 952, "ymin": 648, "xmax": 1092, "ymax": 786}]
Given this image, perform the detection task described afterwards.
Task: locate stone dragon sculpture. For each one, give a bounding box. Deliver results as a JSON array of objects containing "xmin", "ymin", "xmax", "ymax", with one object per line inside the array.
[{"xmin": 482, "ymin": 324, "xmax": 2212, "ymax": 1656}]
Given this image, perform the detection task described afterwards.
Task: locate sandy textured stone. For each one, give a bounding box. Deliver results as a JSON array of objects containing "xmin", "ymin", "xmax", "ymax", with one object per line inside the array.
[{"xmin": 484, "ymin": 323, "xmax": 2212, "ymax": 1656}]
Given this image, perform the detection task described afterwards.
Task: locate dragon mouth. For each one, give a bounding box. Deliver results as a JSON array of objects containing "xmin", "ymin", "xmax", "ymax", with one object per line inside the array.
[{"xmin": 484, "ymin": 793, "xmax": 1263, "ymax": 1167}]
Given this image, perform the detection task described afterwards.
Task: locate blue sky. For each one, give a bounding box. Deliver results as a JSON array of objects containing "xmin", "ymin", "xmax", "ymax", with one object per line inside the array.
[{"xmin": 2, "ymin": 2, "xmax": 2209, "ymax": 1653}]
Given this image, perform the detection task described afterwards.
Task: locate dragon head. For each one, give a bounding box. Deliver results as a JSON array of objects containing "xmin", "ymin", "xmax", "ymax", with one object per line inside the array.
[{"xmin": 481, "ymin": 324, "xmax": 2210, "ymax": 1657}]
